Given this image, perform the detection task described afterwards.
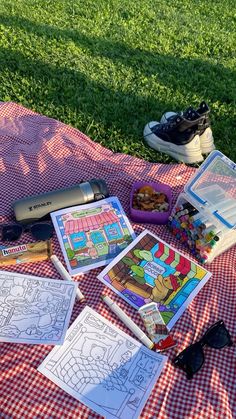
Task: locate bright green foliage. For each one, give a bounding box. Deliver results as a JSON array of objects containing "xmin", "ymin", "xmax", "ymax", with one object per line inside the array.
[{"xmin": 0, "ymin": 0, "xmax": 235, "ymax": 163}]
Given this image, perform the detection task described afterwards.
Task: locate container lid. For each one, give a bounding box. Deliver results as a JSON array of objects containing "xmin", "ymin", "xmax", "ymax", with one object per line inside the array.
[{"xmin": 185, "ymin": 150, "xmax": 236, "ymax": 228}]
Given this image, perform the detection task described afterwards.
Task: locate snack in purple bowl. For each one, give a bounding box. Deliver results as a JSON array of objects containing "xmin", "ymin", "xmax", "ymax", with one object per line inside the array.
[{"xmin": 130, "ymin": 181, "xmax": 172, "ymax": 224}]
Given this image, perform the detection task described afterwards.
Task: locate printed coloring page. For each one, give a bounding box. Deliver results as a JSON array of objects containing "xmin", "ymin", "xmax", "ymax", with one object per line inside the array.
[
  {"xmin": 0, "ymin": 270, "xmax": 77, "ymax": 344},
  {"xmin": 98, "ymin": 230, "xmax": 212, "ymax": 329},
  {"xmin": 51, "ymin": 197, "xmax": 135, "ymax": 275},
  {"xmin": 38, "ymin": 306, "xmax": 167, "ymax": 419}
]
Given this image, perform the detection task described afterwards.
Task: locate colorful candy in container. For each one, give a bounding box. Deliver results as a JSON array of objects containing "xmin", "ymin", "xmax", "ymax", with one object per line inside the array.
[
  {"xmin": 168, "ymin": 151, "xmax": 236, "ymax": 263},
  {"xmin": 130, "ymin": 181, "xmax": 172, "ymax": 224}
]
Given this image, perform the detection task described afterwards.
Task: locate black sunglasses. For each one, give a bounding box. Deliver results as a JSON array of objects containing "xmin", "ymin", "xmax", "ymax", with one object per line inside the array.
[
  {"xmin": 1, "ymin": 222, "xmax": 54, "ymax": 242},
  {"xmin": 173, "ymin": 320, "xmax": 233, "ymax": 379}
]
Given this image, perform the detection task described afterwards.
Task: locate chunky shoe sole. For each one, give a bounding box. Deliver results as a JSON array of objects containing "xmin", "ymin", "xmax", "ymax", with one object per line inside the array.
[
  {"xmin": 199, "ymin": 127, "xmax": 215, "ymax": 154},
  {"xmin": 144, "ymin": 121, "xmax": 204, "ymax": 164},
  {"xmin": 161, "ymin": 112, "xmax": 215, "ymax": 155}
]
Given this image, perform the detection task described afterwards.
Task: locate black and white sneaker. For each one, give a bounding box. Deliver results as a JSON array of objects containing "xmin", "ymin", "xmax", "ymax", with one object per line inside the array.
[
  {"xmin": 161, "ymin": 102, "xmax": 215, "ymax": 155},
  {"xmin": 143, "ymin": 113, "xmax": 204, "ymax": 164}
]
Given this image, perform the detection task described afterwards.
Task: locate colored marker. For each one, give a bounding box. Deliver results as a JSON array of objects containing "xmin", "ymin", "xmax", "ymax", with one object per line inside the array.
[
  {"xmin": 201, "ymin": 220, "xmax": 216, "ymax": 230},
  {"xmin": 192, "ymin": 216, "xmax": 209, "ymax": 228},
  {"xmin": 191, "ymin": 212, "xmax": 203, "ymax": 222},
  {"xmin": 205, "ymin": 232, "xmax": 216, "ymax": 242},
  {"xmin": 188, "ymin": 209, "xmax": 198, "ymax": 217},
  {"xmin": 203, "ymin": 224, "xmax": 217, "ymax": 233},
  {"xmin": 51, "ymin": 255, "xmax": 85, "ymax": 302},
  {"xmin": 193, "ymin": 219, "xmax": 203, "ymax": 228},
  {"xmin": 181, "ymin": 202, "xmax": 195, "ymax": 210},
  {"xmin": 203, "ymin": 226, "xmax": 218, "ymax": 241},
  {"xmin": 209, "ymin": 239, "xmax": 218, "ymax": 247},
  {"xmin": 101, "ymin": 295, "xmax": 154, "ymax": 349}
]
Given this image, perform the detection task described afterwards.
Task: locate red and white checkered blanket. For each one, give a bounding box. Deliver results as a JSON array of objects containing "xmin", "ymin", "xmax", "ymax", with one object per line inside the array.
[{"xmin": 0, "ymin": 102, "xmax": 235, "ymax": 419}]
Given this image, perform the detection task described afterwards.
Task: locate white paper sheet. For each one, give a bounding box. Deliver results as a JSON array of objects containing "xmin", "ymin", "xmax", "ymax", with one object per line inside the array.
[
  {"xmin": 0, "ymin": 270, "xmax": 77, "ymax": 344},
  {"xmin": 38, "ymin": 306, "xmax": 167, "ymax": 419}
]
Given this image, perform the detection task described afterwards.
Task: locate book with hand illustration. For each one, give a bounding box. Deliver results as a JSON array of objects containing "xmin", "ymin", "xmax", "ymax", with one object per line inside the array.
[
  {"xmin": 51, "ymin": 197, "xmax": 136, "ymax": 275},
  {"xmin": 97, "ymin": 230, "xmax": 212, "ymax": 330}
]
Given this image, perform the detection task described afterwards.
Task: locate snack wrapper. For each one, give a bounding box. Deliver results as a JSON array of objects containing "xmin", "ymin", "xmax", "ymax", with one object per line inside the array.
[{"xmin": 0, "ymin": 240, "xmax": 52, "ymax": 266}]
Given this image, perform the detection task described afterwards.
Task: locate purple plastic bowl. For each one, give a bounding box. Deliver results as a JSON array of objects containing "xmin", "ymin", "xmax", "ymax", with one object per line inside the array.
[{"xmin": 130, "ymin": 181, "xmax": 172, "ymax": 225}]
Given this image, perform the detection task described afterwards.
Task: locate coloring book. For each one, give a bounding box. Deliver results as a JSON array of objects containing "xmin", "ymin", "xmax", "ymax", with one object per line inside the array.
[
  {"xmin": 38, "ymin": 306, "xmax": 167, "ymax": 419},
  {"xmin": 97, "ymin": 230, "xmax": 212, "ymax": 330},
  {"xmin": 51, "ymin": 197, "xmax": 136, "ymax": 275},
  {"xmin": 0, "ymin": 270, "xmax": 77, "ymax": 344}
]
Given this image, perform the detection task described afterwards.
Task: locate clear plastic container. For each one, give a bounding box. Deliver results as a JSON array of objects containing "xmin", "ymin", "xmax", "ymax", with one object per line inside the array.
[{"xmin": 169, "ymin": 151, "xmax": 236, "ymax": 263}]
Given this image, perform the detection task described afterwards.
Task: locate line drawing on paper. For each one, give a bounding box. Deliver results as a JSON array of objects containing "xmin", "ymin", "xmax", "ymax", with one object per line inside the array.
[
  {"xmin": 0, "ymin": 271, "xmax": 77, "ymax": 344},
  {"xmin": 39, "ymin": 306, "xmax": 167, "ymax": 419}
]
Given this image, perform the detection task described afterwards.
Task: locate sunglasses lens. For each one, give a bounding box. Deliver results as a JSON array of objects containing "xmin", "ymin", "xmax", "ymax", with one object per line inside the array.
[
  {"xmin": 174, "ymin": 343, "xmax": 204, "ymax": 378},
  {"xmin": 205, "ymin": 321, "xmax": 232, "ymax": 349},
  {"xmin": 2, "ymin": 225, "xmax": 23, "ymax": 241},
  {"xmin": 31, "ymin": 223, "xmax": 54, "ymax": 240}
]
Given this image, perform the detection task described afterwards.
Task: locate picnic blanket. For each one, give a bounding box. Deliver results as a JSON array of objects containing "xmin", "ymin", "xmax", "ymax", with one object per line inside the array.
[{"xmin": 0, "ymin": 102, "xmax": 235, "ymax": 419}]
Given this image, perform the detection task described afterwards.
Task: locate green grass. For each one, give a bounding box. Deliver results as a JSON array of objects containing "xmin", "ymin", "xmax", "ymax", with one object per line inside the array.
[{"xmin": 0, "ymin": 0, "xmax": 235, "ymax": 163}]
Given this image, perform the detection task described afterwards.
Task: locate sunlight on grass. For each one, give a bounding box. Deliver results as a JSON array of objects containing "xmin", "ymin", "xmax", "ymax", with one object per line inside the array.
[{"xmin": 0, "ymin": 0, "xmax": 235, "ymax": 163}]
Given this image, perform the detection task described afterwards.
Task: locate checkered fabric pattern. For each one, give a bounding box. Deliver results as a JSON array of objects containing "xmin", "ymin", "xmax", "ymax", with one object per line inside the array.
[{"xmin": 0, "ymin": 102, "xmax": 235, "ymax": 419}]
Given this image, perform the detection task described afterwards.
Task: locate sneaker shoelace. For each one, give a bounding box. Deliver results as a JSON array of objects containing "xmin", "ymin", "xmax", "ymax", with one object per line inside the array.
[
  {"xmin": 150, "ymin": 103, "xmax": 210, "ymax": 135},
  {"xmin": 153, "ymin": 115, "xmax": 182, "ymax": 133},
  {"xmin": 183, "ymin": 108, "xmax": 200, "ymax": 121},
  {"xmin": 184, "ymin": 106, "xmax": 211, "ymax": 130}
]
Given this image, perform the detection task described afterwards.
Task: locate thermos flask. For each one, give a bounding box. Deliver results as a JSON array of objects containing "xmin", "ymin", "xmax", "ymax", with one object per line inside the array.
[{"xmin": 13, "ymin": 179, "xmax": 109, "ymax": 224}]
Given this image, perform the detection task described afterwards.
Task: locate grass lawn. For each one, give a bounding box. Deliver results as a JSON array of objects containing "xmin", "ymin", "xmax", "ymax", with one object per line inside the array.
[{"xmin": 0, "ymin": 0, "xmax": 235, "ymax": 163}]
